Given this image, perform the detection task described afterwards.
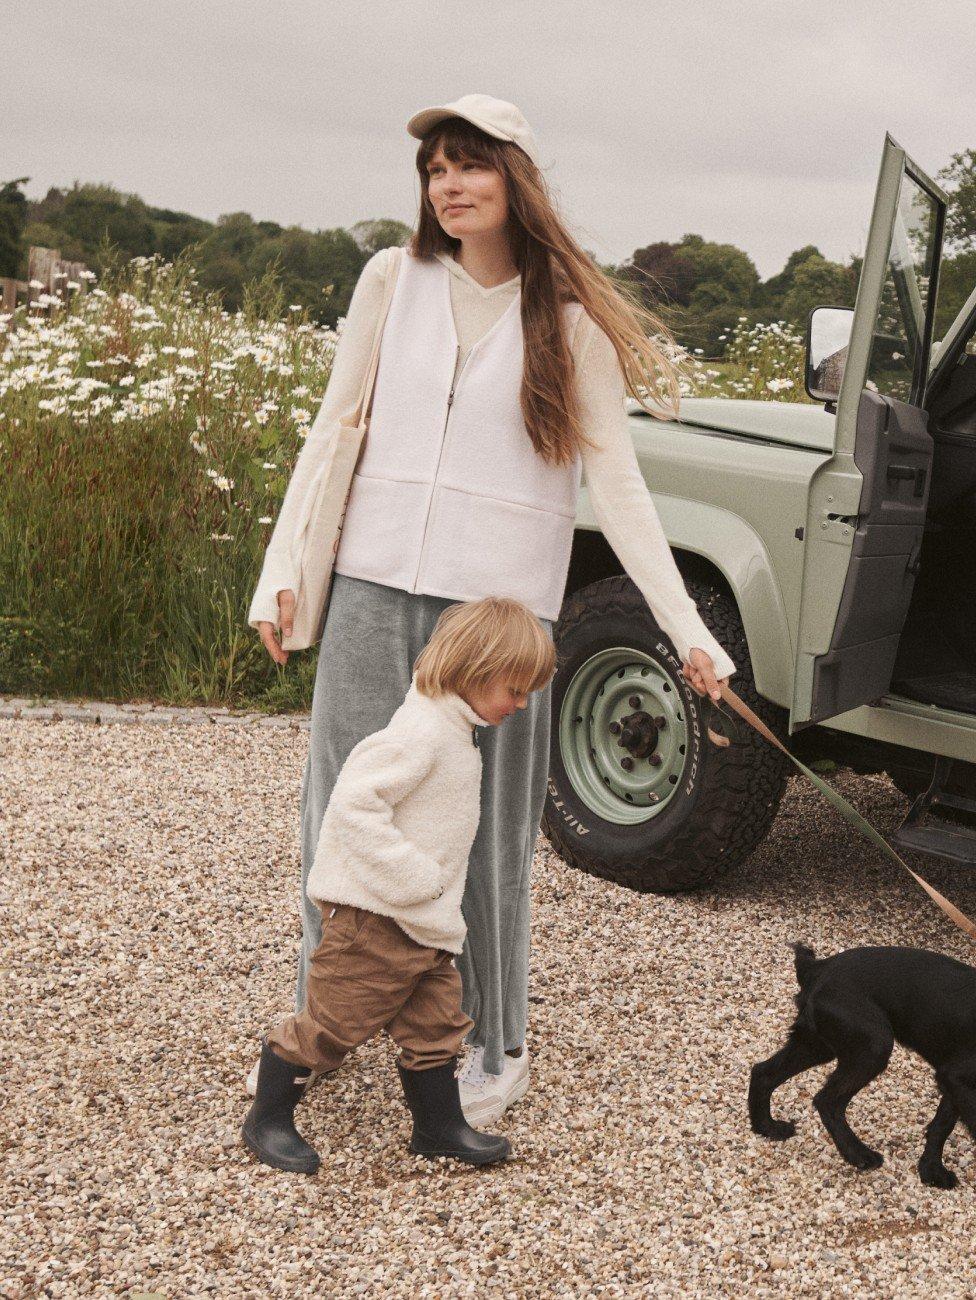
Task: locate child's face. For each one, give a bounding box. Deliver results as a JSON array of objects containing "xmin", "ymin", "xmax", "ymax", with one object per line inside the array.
[{"xmin": 463, "ymin": 679, "xmax": 529, "ymax": 726}]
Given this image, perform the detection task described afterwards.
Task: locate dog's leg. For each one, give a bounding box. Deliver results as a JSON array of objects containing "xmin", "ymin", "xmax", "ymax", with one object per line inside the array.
[
  {"xmin": 934, "ymin": 1057, "xmax": 976, "ymax": 1168},
  {"xmin": 918, "ymin": 1093, "xmax": 959, "ymax": 1190},
  {"xmin": 749, "ymin": 1026, "xmax": 834, "ymax": 1140},
  {"xmin": 812, "ymin": 1028, "xmax": 893, "ymax": 1171}
]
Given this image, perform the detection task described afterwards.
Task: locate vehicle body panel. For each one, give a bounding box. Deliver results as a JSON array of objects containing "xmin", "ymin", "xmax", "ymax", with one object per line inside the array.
[
  {"xmin": 666, "ymin": 397, "xmax": 835, "ymax": 452},
  {"xmin": 578, "ymin": 415, "xmax": 823, "ymax": 706},
  {"xmin": 824, "ymin": 696, "xmax": 976, "ymax": 763}
]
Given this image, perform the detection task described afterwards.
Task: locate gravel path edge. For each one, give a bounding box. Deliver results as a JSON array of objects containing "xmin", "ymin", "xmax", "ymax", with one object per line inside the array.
[{"xmin": 0, "ymin": 695, "xmax": 310, "ymax": 730}]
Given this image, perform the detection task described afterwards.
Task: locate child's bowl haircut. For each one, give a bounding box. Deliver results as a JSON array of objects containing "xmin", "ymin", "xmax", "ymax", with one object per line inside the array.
[{"xmin": 413, "ymin": 597, "xmax": 555, "ymax": 699}]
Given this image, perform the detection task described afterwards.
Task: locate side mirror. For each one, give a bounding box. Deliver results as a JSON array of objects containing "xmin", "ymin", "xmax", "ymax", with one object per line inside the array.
[{"xmin": 805, "ymin": 306, "xmax": 854, "ymax": 405}]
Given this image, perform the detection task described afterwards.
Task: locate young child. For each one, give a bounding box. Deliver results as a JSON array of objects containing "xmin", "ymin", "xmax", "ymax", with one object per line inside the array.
[{"xmin": 242, "ymin": 596, "xmax": 556, "ymax": 1174}]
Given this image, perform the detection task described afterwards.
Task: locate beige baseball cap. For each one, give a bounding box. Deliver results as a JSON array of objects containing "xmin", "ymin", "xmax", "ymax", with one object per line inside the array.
[{"xmin": 406, "ymin": 94, "xmax": 542, "ymax": 168}]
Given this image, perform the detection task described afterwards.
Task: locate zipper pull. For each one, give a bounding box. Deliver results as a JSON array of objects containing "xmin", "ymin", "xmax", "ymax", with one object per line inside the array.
[{"xmin": 447, "ymin": 344, "xmax": 460, "ymax": 408}]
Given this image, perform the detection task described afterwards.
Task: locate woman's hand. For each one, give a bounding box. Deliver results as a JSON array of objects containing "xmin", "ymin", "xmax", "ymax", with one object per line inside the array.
[
  {"xmin": 258, "ymin": 589, "xmax": 296, "ymax": 666},
  {"xmin": 682, "ymin": 648, "xmax": 727, "ymax": 702}
]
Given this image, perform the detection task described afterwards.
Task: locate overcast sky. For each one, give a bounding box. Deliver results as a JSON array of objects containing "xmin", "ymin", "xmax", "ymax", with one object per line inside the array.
[{"xmin": 5, "ymin": 1, "xmax": 973, "ymax": 279}]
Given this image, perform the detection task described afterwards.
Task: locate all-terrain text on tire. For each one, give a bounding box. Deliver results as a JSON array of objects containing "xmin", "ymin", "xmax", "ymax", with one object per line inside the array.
[{"xmin": 542, "ymin": 575, "xmax": 789, "ymax": 892}]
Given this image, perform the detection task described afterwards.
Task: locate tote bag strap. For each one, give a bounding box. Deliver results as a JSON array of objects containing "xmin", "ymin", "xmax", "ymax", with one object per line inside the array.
[{"xmin": 349, "ymin": 245, "xmax": 403, "ymax": 429}]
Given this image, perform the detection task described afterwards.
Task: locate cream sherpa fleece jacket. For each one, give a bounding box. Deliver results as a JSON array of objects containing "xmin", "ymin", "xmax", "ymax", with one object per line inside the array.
[{"xmin": 305, "ymin": 677, "xmax": 489, "ymax": 954}]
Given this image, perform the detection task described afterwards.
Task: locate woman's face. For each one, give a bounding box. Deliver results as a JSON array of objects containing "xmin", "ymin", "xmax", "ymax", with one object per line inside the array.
[{"xmin": 426, "ymin": 145, "xmax": 509, "ymax": 240}]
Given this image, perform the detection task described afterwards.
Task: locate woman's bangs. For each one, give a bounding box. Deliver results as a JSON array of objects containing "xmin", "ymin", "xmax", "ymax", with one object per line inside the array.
[{"xmin": 421, "ymin": 119, "xmax": 501, "ymax": 169}]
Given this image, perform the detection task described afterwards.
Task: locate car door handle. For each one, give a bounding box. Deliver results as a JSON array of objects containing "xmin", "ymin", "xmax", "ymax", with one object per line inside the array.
[{"xmin": 886, "ymin": 464, "xmax": 927, "ymax": 497}]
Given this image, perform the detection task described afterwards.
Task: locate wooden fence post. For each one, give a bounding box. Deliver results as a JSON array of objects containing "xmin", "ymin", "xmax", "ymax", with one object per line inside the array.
[
  {"xmin": 61, "ymin": 260, "xmax": 88, "ymax": 297},
  {"xmin": 27, "ymin": 246, "xmax": 60, "ymax": 303},
  {"xmin": 3, "ymin": 249, "xmax": 91, "ymax": 334}
]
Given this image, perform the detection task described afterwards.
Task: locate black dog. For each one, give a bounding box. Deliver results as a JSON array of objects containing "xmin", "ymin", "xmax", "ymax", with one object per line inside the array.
[{"xmin": 749, "ymin": 944, "xmax": 976, "ymax": 1188}]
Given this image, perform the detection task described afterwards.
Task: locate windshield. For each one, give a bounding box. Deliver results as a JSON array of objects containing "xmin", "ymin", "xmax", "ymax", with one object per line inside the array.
[{"xmin": 865, "ymin": 170, "xmax": 941, "ymax": 404}]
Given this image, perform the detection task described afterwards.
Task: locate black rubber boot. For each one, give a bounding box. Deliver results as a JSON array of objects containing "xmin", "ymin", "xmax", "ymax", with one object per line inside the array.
[
  {"xmin": 397, "ymin": 1059, "xmax": 511, "ymax": 1165},
  {"xmin": 241, "ymin": 1041, "xmax": 320, "ymax": 1174}
]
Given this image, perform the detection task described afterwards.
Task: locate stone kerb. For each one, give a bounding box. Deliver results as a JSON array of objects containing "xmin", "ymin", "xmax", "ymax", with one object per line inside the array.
[{"xmin": 0, "ymin": 697, "xmax": 311, "ymax": 731}]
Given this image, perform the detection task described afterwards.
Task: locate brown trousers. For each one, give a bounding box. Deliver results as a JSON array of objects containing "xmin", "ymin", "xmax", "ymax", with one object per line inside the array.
[{"xmin": 268, "ymin": 903, "xmax": 473, "ymax": 1073}]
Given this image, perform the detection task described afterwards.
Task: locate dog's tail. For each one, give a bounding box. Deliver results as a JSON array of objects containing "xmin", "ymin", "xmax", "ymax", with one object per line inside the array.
[{"xmin": 792, "ymin": 942, "xmax": 819, "ymax": 988}]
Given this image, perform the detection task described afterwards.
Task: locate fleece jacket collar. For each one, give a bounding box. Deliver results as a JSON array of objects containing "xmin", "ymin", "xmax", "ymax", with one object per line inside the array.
[{"xmin": 406, "ymin": 677, "xmax": 490, "ymax": 736}]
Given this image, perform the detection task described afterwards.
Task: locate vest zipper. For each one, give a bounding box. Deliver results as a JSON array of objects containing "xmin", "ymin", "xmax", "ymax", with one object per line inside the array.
[{"xmin": 413, "ymin": 343, "xmax": 465, "ymax": 590}]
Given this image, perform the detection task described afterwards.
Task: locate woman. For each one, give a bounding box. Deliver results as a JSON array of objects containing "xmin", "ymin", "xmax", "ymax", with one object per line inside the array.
[{"xmin": 248, "ymin": 94, "xmax": 736, "ymax": 1123}]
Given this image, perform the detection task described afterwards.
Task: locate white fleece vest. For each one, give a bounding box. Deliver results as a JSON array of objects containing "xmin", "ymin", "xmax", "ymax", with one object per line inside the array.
[{"xmin": 333, "ymin": 251, "xmax": 584, "ymax": 621}]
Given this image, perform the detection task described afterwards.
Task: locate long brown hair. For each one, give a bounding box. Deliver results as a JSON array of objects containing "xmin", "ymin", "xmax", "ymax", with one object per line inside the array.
[{"xmin": 411, "ymin": 117, "xmax": 682, "ymax": 467}]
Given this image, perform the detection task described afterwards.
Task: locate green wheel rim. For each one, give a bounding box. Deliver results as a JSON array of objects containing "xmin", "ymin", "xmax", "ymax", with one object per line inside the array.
[{"xmin": 558, "ymin": 647, "xmax": 690, "ymax": 825}]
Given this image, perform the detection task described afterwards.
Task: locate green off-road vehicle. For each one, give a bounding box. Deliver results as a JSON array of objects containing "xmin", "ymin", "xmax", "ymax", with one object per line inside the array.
[{"xmin": 543, "ymin": 135, "xmax": 976, "ymax": 891}]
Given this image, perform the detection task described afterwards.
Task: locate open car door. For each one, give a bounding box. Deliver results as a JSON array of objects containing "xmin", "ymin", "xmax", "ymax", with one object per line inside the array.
[{"xmin": 790, "ymin": 135, "xmax": 948, "ymax": 728}]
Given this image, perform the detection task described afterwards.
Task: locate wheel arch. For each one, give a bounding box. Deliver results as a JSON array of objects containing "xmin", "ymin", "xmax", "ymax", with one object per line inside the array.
[{"xmin": 566, "ymin": 501, "xmax": 794, "ymax": 707}]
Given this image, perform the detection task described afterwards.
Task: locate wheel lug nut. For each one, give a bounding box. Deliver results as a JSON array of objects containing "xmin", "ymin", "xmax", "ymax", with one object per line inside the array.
[
  {"xmin": 621, "ymin": 756, "xmax": 634, "ymax": 771},
  {"xmin": 654, "ymin": 716, "xmax": 666, "ymax": 728},
  {"xmin": 609, "ymin": 721, "xmax": 621, "ymax": 735},
  {"xmin": 629, "ymin": 695, "xmax": 642, "ymax": 708},
  {"xmin": 649, "ymin": 753, "xmax": 662, "ymax": 767}
]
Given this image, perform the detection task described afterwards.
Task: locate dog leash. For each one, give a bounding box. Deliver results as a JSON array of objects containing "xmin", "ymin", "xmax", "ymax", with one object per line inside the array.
[{"xmin": 714, "ymin": 684, "xmax": 976, "ymax": 944}]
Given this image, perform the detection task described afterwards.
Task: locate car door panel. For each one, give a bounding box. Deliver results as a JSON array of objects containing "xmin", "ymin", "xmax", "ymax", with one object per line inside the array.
[
  {"xmin": 852, "ymin": 393, "xmax": 933, "ymax": 525},
  {"xmin": 791, "ymin": 137, "xmax": 946, "ymax": 728},
  {"xmin": 807, "ymin": 394, "xmax": 932, "ymax": 719}
]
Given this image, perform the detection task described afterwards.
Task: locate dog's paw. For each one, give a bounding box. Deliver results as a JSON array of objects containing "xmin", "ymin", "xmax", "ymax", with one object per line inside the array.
[
  {"xmin": 755, "ymin": 1118, "xmax": 796, "ymax": 1142},
  {"xmin": 850, "ymin": 1146, "xmax": 884, "ymax": 1172},
  {"xmin": 919, "ymin": 1160, "xmax": 958, "ymax": 1190}
]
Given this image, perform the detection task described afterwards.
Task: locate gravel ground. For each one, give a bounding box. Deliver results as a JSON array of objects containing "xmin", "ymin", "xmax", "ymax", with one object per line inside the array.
[{"xmin": 5, "ymin": 716, "xmax": 976, "ymax": 1297}]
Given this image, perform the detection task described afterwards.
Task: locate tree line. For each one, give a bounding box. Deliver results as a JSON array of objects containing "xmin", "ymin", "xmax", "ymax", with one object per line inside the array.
[{"xmin": 2, "ymin": 148, "xmax": 974, "ymax": 353}]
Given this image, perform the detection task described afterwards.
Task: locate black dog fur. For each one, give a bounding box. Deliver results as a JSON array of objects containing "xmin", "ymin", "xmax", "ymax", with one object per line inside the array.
[{"xmin": 749, "ymin": 944, "xmax": 976, "ymax": 1188}]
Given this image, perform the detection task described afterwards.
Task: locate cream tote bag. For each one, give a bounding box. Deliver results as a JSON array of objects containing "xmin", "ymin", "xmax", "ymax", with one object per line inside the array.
[{"xmin": 281, "ymin": 247, "xmax": 403, "ymax": 651}]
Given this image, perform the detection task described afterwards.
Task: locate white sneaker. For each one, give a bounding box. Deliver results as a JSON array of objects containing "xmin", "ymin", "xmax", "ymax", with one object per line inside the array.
[
  {"xmin": 457, "ymin": 1045, "xmax": 530, "ymax": 1126},
  {"xmin": 245, "ymin": 1056, "xmax": 320, "ymax": 1097}
]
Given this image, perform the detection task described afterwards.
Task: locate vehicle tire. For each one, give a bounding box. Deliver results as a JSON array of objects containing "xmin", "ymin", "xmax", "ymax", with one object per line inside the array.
[{"xmin": 542, "ymin": 574, "xmax": 789, "ymax": 892}]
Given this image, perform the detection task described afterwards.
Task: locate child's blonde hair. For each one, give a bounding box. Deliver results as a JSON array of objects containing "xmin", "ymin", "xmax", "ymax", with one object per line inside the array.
[{"xmin": 414, "ymin": 597, "xmax": 556, "ymax": 698}]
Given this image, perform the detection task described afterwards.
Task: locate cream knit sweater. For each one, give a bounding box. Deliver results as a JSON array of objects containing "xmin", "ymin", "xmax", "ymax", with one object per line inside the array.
[
  {"xmin": 249, "ymin": 249, "xmax": 735, "ymax": 681},
  {"xmin": 305, "ymin": 677, "xmax": 489, "ymax": 954}
]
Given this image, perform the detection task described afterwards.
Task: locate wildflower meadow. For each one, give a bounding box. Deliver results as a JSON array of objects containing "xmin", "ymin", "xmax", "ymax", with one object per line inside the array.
[
  {"xmin": 0, "ymin": 256, "xmax": 810, "ymax": 707},
  {"xmin": 682, "ymin": 316, "xmax": 809, "ymax": 401}
]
